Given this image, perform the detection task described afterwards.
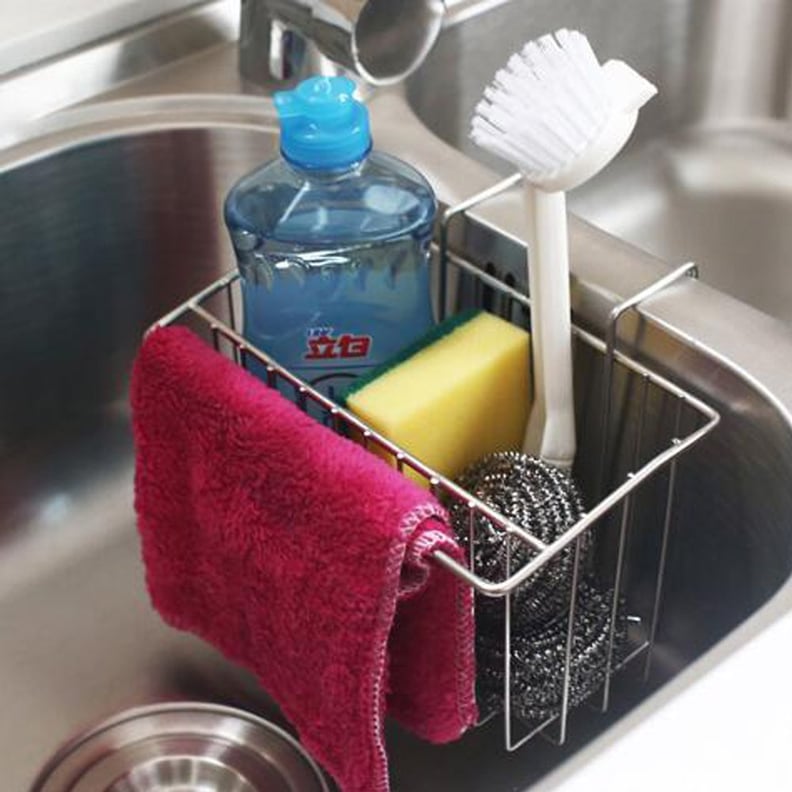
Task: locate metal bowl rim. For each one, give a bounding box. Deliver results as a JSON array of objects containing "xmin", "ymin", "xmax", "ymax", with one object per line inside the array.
[{"xmin": 30, "ymin": 701, "xmax": 330, "ymax": 792}]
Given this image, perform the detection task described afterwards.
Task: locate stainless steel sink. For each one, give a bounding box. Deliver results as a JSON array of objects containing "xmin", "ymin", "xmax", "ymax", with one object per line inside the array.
[
  {"xmin": 409, "ymin": 0, "xmax": 792, "ymax": 322},
  {"xmin": 4, "ymin": 3, "xmax": 792, "ymax": 790}
]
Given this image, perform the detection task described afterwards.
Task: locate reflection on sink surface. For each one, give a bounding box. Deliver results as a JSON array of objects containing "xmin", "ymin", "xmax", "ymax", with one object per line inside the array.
[
  {"xmin": 3, "ymin": 94, "xmax": 792, "ymax": 789},
  {"xmin": 0, "ymin": 117, "xmax": 283, "ymax": 792},
  {"xmin": 571, "ymin": 128, "xmax": 792, "ymax": 323},
  {"xmin": 409, "ymin": 0, "xmax": 792, "ymax": 322}
]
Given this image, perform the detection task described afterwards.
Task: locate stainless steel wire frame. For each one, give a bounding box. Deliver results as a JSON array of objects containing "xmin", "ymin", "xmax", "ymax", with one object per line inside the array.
[
  {"xmin": 436, "ymin": 178, "xmax": 718, "ymax": 749},
  {"xmin": 152, "ymin": 179, "xmax": 719, "ymax": 752}
]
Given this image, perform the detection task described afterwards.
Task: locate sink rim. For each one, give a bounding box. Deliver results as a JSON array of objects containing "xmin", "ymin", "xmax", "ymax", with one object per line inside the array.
[{"xmin": 0, "ymin": 93, "xmax": 280, "ymax": 173}]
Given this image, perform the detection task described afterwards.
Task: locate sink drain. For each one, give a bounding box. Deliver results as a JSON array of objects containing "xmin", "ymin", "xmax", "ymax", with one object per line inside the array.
[{"xmin": 31, "ymin": 702, "xmax": 328, "ymax": 792}]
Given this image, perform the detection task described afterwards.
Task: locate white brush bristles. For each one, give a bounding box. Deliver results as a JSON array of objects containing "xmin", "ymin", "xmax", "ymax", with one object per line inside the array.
[{"xmin": 471, "ymin": 29, "xmax": 614, "ymax": 183}]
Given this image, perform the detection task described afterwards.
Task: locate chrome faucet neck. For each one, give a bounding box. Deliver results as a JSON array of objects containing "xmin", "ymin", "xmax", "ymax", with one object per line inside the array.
[{"xmin": 239, "ymin": 0, "xmax": 446, "ymax": 88}]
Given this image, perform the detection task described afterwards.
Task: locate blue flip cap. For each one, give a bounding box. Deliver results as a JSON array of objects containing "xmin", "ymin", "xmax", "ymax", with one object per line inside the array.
[{"xmin": 274, "ymin": 76, "xmax": 372, "ymax": 170}]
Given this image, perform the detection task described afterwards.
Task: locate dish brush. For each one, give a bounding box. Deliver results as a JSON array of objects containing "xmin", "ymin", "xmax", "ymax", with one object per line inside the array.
[{"xmin": 471, "ymin": 28, "xmax": 657, "ymax": 470}]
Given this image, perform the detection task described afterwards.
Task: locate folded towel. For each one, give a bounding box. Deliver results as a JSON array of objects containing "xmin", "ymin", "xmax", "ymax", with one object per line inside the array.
[{"xmin": 131, "ymin": 326, "xmax": 477, "ymax": 792}]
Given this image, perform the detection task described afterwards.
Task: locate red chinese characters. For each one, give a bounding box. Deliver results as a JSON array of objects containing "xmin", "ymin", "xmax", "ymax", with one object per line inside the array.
[{"xmin": 304, "ymin": 332, "xmax": 371, "ymax": 360}]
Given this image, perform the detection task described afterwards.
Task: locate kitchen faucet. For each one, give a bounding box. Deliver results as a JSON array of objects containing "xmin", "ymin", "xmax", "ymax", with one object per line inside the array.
[{"xmin": 239, "ymin": 0, "xmax": 446, "ymax": 87}]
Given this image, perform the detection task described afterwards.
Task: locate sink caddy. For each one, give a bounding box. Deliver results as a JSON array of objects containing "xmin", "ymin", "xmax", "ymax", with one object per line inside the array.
[{"xmin": 153, "ymin": 174, "xmax": 719, "ymax": 753}]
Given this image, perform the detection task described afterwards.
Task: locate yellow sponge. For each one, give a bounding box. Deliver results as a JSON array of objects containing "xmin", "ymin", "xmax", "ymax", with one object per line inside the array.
[{"xmin": 342, "ymin": 310, "xmax": 531, "ymax": 482}]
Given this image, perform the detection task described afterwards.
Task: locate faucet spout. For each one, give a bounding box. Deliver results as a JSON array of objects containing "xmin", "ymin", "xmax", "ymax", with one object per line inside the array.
[{"xmin": 239, "ymin": 0, "xmax": 445, "ymax": 87}]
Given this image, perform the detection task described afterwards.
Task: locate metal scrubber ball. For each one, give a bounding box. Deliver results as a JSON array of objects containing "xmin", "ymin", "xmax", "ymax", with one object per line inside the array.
[
  {"xmin": 451, "ymin": 451, "xmax": 629, "ymax": 723},
  {"xmin": 451, "ymin": 451, "xmax": 587, "ymax": 627},
  {"xmin": 475, "ymin": 581, "xmax": 628, "ymax": 723}
]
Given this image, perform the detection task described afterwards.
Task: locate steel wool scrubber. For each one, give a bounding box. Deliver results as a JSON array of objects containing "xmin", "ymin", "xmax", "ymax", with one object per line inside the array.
[
  {"xmin": 451, "ymin": 454, "xmax": 629, "ymax": 722},
  {"xmin": 452, "ymin": 452, "xmax": 587, "ymax": 627},
  {"xmin": 475, "ymin": 581, "xmax": 628, "ymax": 723}
]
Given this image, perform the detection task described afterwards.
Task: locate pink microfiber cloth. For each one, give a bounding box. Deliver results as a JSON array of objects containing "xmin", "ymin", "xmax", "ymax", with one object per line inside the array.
[{"xmin": 131, "ymin": 326, "xmax": 477, "ymax": 792}]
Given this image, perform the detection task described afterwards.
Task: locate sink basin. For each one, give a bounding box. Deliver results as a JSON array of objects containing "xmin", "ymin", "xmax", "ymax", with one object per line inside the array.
[
  {"xmin": 4, "ymin": 6, "xmax": 792, "ymax": 787},
  {"xmin": 3, "ymin": 88, "xmax": 792, "ymax": 791},
  {"xmin": 408, "ymin": 0, "xmax": 792, "ymax": 322}
]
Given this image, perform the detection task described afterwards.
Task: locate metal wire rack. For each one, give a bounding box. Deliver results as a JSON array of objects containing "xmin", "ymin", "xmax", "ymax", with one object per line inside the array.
[{"xmin": 153, "ymin": 174, "xmax": 720, "ymax": 753}]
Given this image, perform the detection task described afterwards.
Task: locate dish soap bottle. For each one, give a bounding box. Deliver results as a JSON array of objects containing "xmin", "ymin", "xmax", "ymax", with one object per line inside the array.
[{"xmin": 224, "ymin": 75, "xmax": 437, "ymax": 404}]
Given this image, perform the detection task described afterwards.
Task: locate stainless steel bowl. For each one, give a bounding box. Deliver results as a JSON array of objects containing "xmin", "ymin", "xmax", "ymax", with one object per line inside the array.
[{"xmin": 30, "ymin": 702, "xmax": 329, "ymax": 792}]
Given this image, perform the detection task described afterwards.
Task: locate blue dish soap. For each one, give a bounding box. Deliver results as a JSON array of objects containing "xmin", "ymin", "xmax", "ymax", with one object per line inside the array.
[{"xmin": 224, "ymin": 75, "xmax": 437, "ymax": 405}]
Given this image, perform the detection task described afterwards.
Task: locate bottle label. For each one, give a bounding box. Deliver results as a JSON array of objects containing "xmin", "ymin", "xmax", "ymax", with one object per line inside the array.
[{"xmin": 304, "ymin": 327, "xmax": 373, "ymax": 362}]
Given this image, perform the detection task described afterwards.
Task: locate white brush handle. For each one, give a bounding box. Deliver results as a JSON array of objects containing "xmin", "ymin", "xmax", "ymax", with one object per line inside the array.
[{"xmin": 522, "ymin": 183, "xmax": 576, "ymax": 469}]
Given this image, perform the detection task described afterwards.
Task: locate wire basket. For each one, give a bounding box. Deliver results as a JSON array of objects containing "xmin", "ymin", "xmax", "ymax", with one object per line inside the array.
[{"xmin": 153, "ymin": 175, "xmax": 719, "ymax": 753}]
